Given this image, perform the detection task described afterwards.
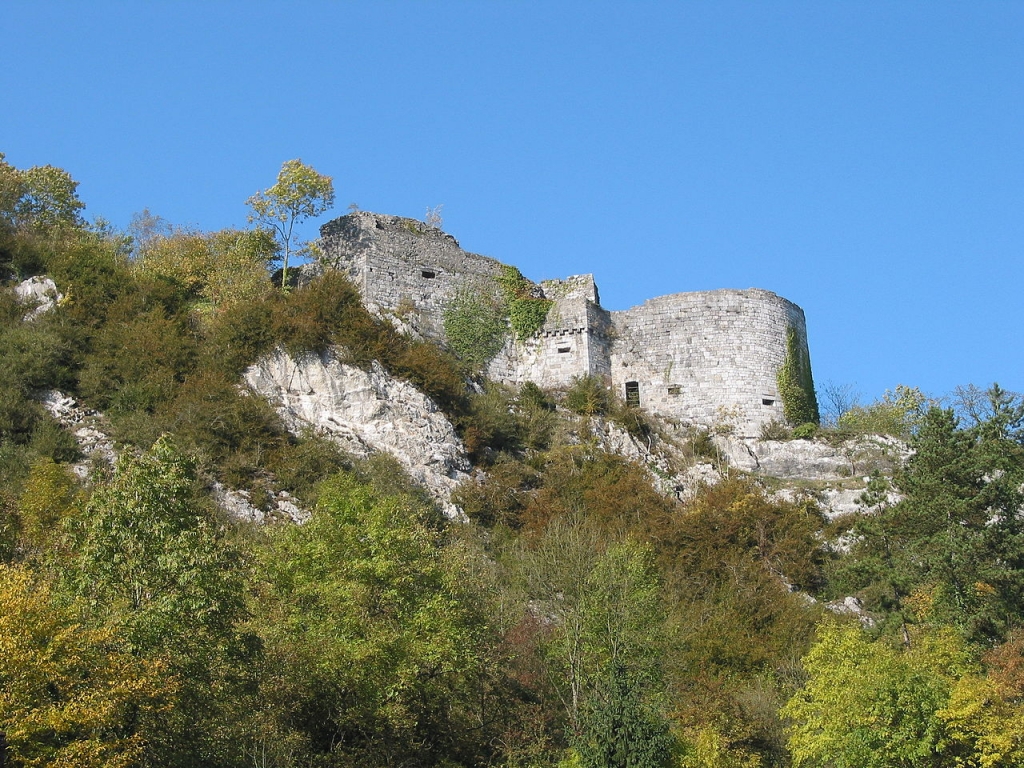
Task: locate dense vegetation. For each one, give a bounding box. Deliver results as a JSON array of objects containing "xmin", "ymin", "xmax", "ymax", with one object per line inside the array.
[{"xmin": 2, "ymin": 154, "xmax": 1024, "ymax": 768}]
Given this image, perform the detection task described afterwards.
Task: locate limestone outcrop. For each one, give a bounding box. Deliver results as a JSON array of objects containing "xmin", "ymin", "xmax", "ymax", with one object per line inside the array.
[
  {"xmin": 715, "ymin": 434, "xmax": 907, "ymax": 518},
  {"xmin": 15, "ymin": 276, "xmax": 63, "ymax": 319},
  {"xmin": 243, "ymin": 348, "xmax": 472, "ymax": 517},
  {"xmin": 41, "ymin": 390, "xmax": 117, "ymax": 479}
]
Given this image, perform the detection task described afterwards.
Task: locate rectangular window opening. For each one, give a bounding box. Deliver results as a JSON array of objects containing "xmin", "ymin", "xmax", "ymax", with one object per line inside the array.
[
  {"xmin": 625, "ymin": 381, "xmax": 641, "ymax": 408},
  {"xmin": 557, "ymin": 346, "xmax": 571, "ymax": 353},
  {"xmin": 762, "ymin": 398, "xmax": 776, "ymax": 406},
  {"xmin": 421, "ymin": 270, "xmax": 436, "ymax": 279},
  {"xmin": 667, "ymin": 386, "xmax": 681, "ymax": 396}
]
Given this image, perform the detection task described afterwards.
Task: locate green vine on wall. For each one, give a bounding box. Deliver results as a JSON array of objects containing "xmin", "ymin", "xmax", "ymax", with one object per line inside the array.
[
  {"xmin": 777, "ymin": 325, "xmax": 820, "ymax": 426},
  {"xmin": 497, "ymin": 265, "xmax": 552, "ymax": 339},
  {"xmin": 441, "ymin": 266, "xmax": 552, "ymax": 367},
  {"xmin": 442, "ymin": 288, "xmax": 508, "ymax": 369}
]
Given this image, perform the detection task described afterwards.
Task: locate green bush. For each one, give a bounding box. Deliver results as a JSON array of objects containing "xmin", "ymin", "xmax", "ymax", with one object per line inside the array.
[
  {"xmin": 452, "ymin": 455, "xmax": 541, "ymax": 529},
  {"xmin": 496, "ymin": 265, "xmax": 552, "ymax": 339},
  {"xmin": 564, "ymin": 375, "xmax": 612, "ymax": 417},
  {"xmin": 157, "ymin": 371, "xmax": 290, "ymax": 486},
  {"xmin": 836, "ymin": 385, "xmax": 927, "ymax": 438},
  {"xmin": 611, "ymin": 403, "xmax": 652, "ymax": 441},
  {"xmin": 791, "ymin": 422, "xmax": 818, "ymax": 440},
  {"xmin": 442, "ymin": 288, "xmax": 508, "ymax": 368},
  {"xmin": 203, "ymin": 297, "xmax": 277, "ymax": 377},
  {"xmin": 459, "ymin": 383, "xmax": 523, "ymax": 463}
]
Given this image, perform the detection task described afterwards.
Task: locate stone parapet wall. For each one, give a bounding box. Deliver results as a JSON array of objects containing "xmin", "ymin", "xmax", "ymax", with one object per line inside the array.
[
  {"xmin": 320, "ymin": 212, "xmax": 504, "ymax": 337},
  {"xmin": 610, "ymin": 289, "xmax": 806, "ymax": 435}
]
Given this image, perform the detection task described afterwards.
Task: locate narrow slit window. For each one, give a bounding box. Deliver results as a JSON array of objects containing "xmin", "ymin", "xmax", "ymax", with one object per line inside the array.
[
  {"xmin": 625, "ymin": 381, "xmax": 640, "ymax": 408},
  {"xmin": 557, "ymin": 346, "xmax": 571, "ymax": 353},
  {"xmin": 667, "ymin": 386, "xmax": 681, "ymax": 395},
  {"xmin": 421, "ymin": 270, "xmax": 436, "ymax": 279}
]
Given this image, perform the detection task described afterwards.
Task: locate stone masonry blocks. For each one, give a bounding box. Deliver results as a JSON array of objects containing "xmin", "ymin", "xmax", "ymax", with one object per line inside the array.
[{"xmin": 319, "ymin": 212, "xmax": 812, "ymax": 437}]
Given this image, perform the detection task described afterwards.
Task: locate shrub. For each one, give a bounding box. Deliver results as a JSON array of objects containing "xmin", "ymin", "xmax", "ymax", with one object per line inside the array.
[
  {"xmin": 452, "ymin": 457, "xmax": 541, "ymax": 529},
  {"xmin": 270, "ymin": 271, "xmax": 364, "ymax": 357},
  {"xmin": 564, "ymin": 375, "xmax": 612, "ymax": 417},
  {"xmin": 836, "ymin": 384, "xmax": 927, "ymax": 438},
  {"xmin": 203, "ymin": 297, "xmax": 277, "ymax": 377},
  {"xmin": 77, "ymin": 307, "xmax": 197, "ymax": 414},
  {"xmin": 611, "ymin": 403, "xmax": 652, "ymax": 441},
  {"xmin": 157, "ymin": 371, "xmax": 290, "ymax": 486},
  {"xmin": 460, "ymin": 383, "xmax": 523, "ymax": 464},
  {"xmin": 515, "ymin": 382, "xmax": 558, "ymax": 451},
  {"xmin": 496, "ymin": 265, "xmax": 552, "ymax": 339},
  {"xmin": 791, "ymin": 422, "xmax": 818, "ymax": 440},
  {"xmin": 388, "ymin": 340, "xmax": 468, "ymax": 417},
  {"xmin": 266, "ymin": 433, "xmax": 351, "ymax": 504},
  {"xmin": 759, "ymin": 419, "xmax": 792, "ymax": 441},
  {"xmin": 442, "ymin": 287, "xmax": 508, "ymax": 368}
]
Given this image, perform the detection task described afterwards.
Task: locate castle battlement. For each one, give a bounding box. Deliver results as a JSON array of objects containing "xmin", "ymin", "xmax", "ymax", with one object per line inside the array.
[{"xmin": 318, "ymin": 212, "xmax": 814, "ymax": 437}]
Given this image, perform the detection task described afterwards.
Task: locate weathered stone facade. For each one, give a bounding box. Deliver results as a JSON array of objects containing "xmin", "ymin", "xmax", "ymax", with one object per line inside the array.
[{"xmin": 318, "ymin": 211, "xmax": 813, "ymax": 437}]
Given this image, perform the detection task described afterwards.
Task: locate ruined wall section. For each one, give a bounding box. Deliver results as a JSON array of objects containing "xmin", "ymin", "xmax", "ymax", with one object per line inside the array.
[
  {"xmin": 319, "ymin": 211, "xmax": 505, "ymax": 338},
  {"xmin": 486, "ymin": 274, "xmax": 609, "ymax": 388},
  {"xmin": 610, "ymin": 289, "xmax": 806, "ymax": 436},
  {"xmin": 319, "ymin": 212, "xmax": 814, "ymax": 437}
]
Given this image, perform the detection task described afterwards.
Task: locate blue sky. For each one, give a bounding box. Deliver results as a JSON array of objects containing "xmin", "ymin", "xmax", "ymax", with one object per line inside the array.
[{"xmin": 4, "ymin": 1, "xmax": 1022, "ymax": 405}]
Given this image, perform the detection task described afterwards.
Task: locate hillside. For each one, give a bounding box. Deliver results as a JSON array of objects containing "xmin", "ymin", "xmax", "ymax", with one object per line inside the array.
[{"xmin": 2, "ymin": 155, "xmax": 1024, "ymax": 768}]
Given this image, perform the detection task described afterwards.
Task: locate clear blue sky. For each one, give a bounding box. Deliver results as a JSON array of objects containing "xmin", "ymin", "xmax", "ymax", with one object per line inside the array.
[{"xmin": 4, "ymin": 1, "xmax": 1022, "ymax": 405}]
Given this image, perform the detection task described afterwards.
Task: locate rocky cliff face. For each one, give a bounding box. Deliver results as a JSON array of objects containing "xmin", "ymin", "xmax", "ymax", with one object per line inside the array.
[{"xmin": 243, "ymin": 349, "xmax": 472, "ymax": 517}]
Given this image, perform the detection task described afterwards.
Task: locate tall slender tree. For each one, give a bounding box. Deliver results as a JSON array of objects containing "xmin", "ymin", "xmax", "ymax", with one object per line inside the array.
[{"xmin": 246, "ymin": 159, "xmax": 334, "ymax": 290}]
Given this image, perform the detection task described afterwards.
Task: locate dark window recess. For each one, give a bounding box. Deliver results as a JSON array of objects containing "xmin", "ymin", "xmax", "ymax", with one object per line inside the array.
[
  {"xmin": 625, "ymin": 381, "xmax": 641, "ymax": 408},
  {"xmin": 667, "ymin": 386, "xmax": 681, "ymax": 395},
  {"xmin": 421, "ymin": 270, "xmax": 436, "ymax": 279},
  {"xmin": 762, "ymin": 398, "xmax": 775, "ymax": 406},
  {"xmin": 557, "ymin": 346, "xmax": 571, "ymax": 353}
]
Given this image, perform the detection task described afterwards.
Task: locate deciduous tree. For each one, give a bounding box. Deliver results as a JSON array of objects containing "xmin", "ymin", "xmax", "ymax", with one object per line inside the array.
[{"xmin": 246, "ymin": 159, "xmax": 334, "ymax": 290}]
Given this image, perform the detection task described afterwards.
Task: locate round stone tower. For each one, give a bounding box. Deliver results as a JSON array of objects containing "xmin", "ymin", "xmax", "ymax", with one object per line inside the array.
[{"xmin": 609, "ymin": 288, "xmax": 811, "ymax": 437}]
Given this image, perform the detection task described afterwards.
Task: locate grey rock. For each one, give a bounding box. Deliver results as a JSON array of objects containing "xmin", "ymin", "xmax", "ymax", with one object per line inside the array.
[
  {"xmin": 15, "ymin": 276, "xmax": 63, "ymax": 319},
  {"xmin": 243, "ymin": 348, "xmax": 472, "ymax": 518}
]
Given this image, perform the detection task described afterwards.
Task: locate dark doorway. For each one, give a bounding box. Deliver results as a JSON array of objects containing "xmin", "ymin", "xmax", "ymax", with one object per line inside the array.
[{"xmin": 625, "ymin": 381, "xmax": 640, "ymax": 408}]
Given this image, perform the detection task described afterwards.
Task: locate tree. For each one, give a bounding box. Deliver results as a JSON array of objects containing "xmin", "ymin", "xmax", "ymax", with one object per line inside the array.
[
  {"xmin": 830, "ymin": 389, "xmax": 1024, "ymax": 643},
  {"xmin": 246, "ymin": 159, "xmax": 334, "ymax": 290},
  {"xmin": 69, "ymin": 436, "xmax": 249, "ymax": 767},
  {"xmin": 71, "ymin": 436, "xmax": 245, "ymax": 656},
  {"xmin": 783, "ymin": 621, "xmax": 973, "ymax": 768},
  {"xmin": 0, "ymin": 564, "xmax": 166, "ymax": 768},
  {"xmin": 514, "ymin": 519, "xmax": 672, "ymax": 764},
  {"xmin": 0, "ymin": 153, "xmax": 85, "ymax": 232},
  {"xmin": 251, "ymin": 471, "xmax": 489, "ymax": 766}
]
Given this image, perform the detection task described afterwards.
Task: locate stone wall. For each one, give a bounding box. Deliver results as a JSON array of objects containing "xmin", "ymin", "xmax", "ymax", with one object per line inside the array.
[
  {"xmin": 318, "ymin": 212, "xmax": 814, "ymax": 436},
  {"xmin": 320, "ymin": 211, "xmax": 504, "ymax": 337},
  {"xmin": 609, "ymin": 289, "xmax": 807, "ymax": 434},
  {"xmin": 484, "ymin": 283, "xmax": 606, "ymax": 388}
]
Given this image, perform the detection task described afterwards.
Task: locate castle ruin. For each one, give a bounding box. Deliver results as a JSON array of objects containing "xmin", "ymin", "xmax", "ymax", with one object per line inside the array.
[{"xmin": 318, "ymin": 211, "xmax": 814, "ymax": 438}]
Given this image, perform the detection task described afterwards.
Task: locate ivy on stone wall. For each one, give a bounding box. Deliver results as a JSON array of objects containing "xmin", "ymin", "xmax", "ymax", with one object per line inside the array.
[
  {"xmin": 777, "ymin": 325, "xmax": 820, "ymax": 426},
  {"xmin": 497, "ymin": 265, "xmax": 552, "ymax": 339},
  {"xmin": 442, "ymin": 288, "xmax": 508, "ymax": 369}
]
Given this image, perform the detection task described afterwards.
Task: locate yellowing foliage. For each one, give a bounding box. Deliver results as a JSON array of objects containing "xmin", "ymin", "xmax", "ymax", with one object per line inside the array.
[{"xmin": 0, "ymin": 565, "xmax": 168, "ymax": 767}]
